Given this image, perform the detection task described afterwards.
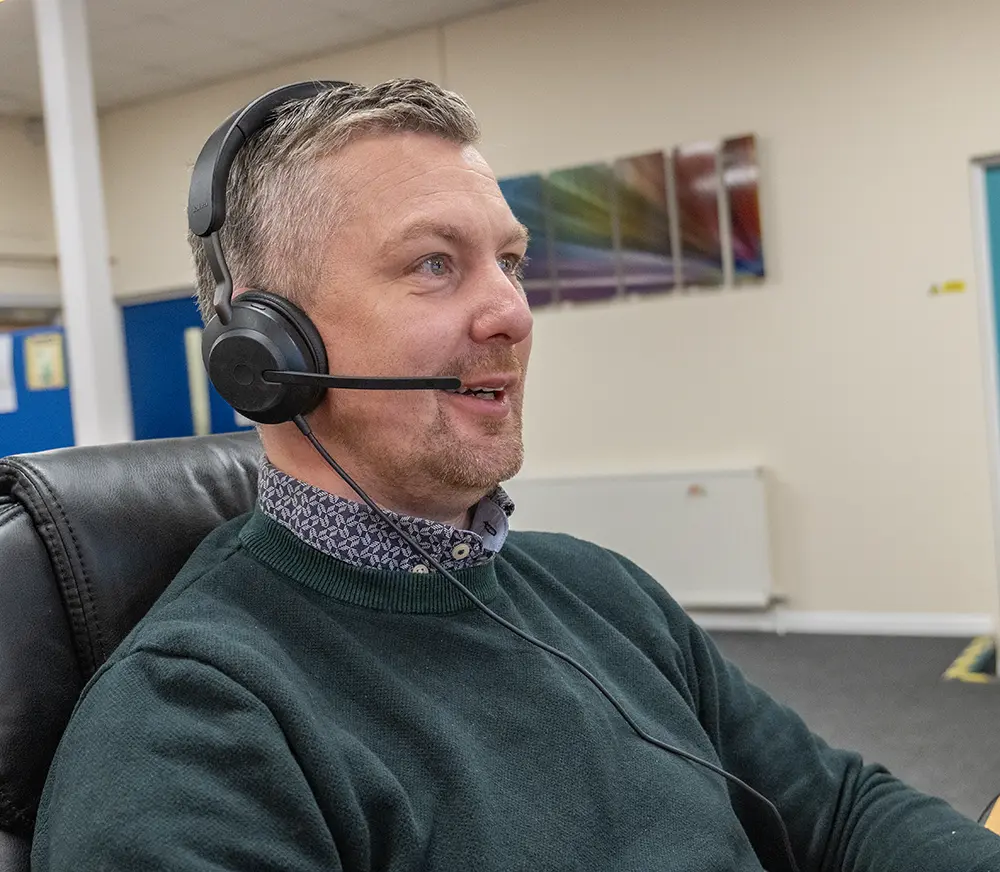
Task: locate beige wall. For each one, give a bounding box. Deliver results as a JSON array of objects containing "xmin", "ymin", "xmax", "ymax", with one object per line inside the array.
[
  {"xmin": 441, "ymin": 0, "xmax": 1000, "ymax": 617},
  {"xmin": 0, "ymin": 117, "xmax": 58, "ymax": 301},
  {"xmin": 99, "ymin": 29, "xmax": 444, "ymax": 297},
  {"xmin": 21, "ymin": 0, "xmax": 1000, "ymax": 615}
]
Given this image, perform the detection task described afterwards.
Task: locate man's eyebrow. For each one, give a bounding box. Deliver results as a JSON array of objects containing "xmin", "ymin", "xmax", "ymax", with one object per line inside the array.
[
  {"xmin": 503, "ymin": 223, "xmax": 531, "ymax": 249},
  {"xmin": 386, "ymin": 220, "xmax": 531, "ymax": 255}
]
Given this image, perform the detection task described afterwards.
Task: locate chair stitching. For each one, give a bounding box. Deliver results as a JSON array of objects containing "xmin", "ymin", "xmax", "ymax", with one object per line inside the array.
[{"xmin": 5, "ymin": 461, "xmax": 106, "ymax": 671}]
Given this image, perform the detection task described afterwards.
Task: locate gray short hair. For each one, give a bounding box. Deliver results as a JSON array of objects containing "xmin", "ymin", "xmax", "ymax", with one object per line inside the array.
[{"xmin": 189, "ymin": 78, "xmax": 481, "ymax": 323}]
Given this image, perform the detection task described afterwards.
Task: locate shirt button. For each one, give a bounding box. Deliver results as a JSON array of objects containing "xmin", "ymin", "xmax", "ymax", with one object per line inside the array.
[
  {"xmin": 411, "ymin": 564, "xmax": 430, "ymax": 574},
  {"xmin": 451, "ymin": 543, "xmax": 471, "ymax": 560}
]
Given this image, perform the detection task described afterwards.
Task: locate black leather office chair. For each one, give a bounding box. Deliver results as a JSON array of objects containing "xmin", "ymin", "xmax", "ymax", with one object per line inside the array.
[{"xmin": 0, "ymin": 431, "xmax": 261, "ymax": 872}]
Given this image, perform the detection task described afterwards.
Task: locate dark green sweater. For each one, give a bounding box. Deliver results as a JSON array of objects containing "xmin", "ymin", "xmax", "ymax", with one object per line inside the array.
[{"xmin": 32, "ymin": 511, "xmax": 1000, "ymax": 871}]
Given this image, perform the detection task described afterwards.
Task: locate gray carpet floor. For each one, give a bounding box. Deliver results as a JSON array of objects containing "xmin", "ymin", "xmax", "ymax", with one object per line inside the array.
[{"xmin": 708, "ymin": 632, "xmax": 1000, "ymax": 822}]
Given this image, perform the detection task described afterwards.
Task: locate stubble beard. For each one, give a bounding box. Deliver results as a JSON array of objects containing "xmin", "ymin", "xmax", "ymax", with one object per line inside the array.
[
  {"xmin": 321, "ymin": 346, "xmax": 527, "ymax": 507},
  {"xmin": 421, "ymin": 399, "xmax": 525, "ymax": 492},
  {"xmin": 320, "ymin": 386, "xmax": 525, "ymax": 506}
]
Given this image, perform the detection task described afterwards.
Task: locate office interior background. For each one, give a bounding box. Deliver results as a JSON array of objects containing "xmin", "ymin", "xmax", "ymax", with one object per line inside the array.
[{"xmin": 3, "ymin": 0, "xmax": 1000, "ymax": 819}]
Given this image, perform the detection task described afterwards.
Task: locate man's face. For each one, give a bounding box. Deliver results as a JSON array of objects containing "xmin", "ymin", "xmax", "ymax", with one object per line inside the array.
[{"xmin": 304, "ymin": 131, "xmax": 534, "ymax": 513}]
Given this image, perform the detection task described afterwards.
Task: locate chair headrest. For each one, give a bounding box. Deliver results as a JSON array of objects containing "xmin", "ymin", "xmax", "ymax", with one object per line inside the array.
[{"xmin": 0, "ymin": 431, "xmax": 261, "ymax": 838}]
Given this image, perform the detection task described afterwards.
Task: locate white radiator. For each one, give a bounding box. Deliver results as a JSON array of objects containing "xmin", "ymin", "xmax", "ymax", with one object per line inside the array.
[{"xmin": 503, "ymin": 467, "xmax": 774, "ymax": 609}]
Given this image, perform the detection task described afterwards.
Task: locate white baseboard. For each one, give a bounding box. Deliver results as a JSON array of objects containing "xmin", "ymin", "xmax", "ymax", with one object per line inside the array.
[
  {"xmin": 688, "ymin": 608, "xmax": 995, "ymax": 638},
  {"xmin": 689, "ymin": 610, "xmax": 783, "ymax": 632}
]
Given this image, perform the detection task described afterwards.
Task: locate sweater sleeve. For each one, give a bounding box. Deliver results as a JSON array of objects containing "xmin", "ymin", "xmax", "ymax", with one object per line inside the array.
[
  {"xmin": 31, "ymin": 649, "xmax": 340, "ymax": 872},
  {"xmin": 612, "ymin": 552, "xmax": 1000, "ymax": 872}
]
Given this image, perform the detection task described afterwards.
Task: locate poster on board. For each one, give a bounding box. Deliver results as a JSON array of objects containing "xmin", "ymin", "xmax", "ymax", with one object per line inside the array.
[{"xmin": 24, "ymin": 332, "xmax": 67, "ymax": 390}]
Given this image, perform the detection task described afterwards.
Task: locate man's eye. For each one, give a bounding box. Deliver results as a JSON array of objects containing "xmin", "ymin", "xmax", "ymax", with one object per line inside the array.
[
  {"xmin": 417, "ymin": 255, "xmax": 450, "ymax": 277},
  {"xmin": 499, "ymin": 254, "xmax": 528, "ymax": 281}
]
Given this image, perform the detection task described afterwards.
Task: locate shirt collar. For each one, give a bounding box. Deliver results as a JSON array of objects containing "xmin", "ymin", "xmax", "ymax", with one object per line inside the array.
[{"xmin": 256, "ymin": 460, "xmax": 514, "ymax": 574}]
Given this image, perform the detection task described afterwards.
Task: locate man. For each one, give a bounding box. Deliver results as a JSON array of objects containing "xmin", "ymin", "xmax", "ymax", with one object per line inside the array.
[{"xmin": 32, "ymin": 79, "xmax": 1000, "ymax": 871}]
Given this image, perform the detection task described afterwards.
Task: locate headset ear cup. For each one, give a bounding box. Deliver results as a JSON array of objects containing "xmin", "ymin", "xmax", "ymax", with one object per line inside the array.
[
  {"xmin": 202, "ymin": 290, "xmax": 329, "ymax": 425},
  {"xmin": 238, "ymin": 291, "xmax": 329, "ymax": 375}
]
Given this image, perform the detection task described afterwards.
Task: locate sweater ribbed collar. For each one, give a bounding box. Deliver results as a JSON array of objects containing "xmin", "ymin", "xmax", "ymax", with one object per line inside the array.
[{"xmin": 239, "ymin": 511, "xmax": 499, "ymax": 614}]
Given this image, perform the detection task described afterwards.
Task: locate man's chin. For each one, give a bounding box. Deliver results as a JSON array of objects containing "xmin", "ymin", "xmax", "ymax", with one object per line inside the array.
[{"xmin": 428, "ymin": 439, "xmax": 524, "ymax": 494}]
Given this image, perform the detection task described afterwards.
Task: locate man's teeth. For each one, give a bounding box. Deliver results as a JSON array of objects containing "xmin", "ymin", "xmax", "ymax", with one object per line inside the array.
[{"xmin": 453, "ymin": 386, "xmax": 498, "ymax": 399}]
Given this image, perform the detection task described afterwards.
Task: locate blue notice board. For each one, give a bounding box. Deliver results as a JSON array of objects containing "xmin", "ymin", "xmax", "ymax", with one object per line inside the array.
[
  {"xmin": 0, "ymin": 326, "xmax": 75, "ymax": 458},
  {"xmin": 121, "ymin": 294, "xmax": 253, "ymax": 440}
]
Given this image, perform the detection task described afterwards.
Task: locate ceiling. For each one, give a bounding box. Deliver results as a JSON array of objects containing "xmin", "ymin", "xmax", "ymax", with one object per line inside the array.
[{"xmin": 0, "ymin": 0, "xmax": 520, "ymax": 117}]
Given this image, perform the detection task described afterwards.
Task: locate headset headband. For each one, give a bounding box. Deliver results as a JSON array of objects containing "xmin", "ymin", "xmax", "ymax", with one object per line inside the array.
[{"xmin": 187, "ymin": 80, "xmax": 351, "ymax": 323}]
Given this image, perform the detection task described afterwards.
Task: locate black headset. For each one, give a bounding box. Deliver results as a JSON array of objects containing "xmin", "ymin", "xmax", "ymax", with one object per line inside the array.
[
  {"xmin": 187, "ymin": 81, "xmax": 343, "ymax": 425},
  {"xmin": 187, "ymin": 80, "xmax": 458, "ymax": 425}
]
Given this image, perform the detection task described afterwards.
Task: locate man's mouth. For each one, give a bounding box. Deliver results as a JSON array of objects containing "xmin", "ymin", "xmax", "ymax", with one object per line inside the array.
[
  {"xmin": 448, "ymin": 385, "xmax": 506, "ymax": 401},
  {"xmin": 445, "ymin": 374, "xmax": 516, "ymax": 402}
]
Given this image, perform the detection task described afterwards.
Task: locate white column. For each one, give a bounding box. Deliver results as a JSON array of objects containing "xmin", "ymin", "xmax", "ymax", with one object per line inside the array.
[{"xmin": 32, "ymin": 0, "xmax": 133, "ymax": 445}]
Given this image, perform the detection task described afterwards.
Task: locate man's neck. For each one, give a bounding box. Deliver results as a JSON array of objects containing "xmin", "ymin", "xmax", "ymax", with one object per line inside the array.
[{"xmin": 261, "ymin": 430, "xmax": 478, "ymax": 530}]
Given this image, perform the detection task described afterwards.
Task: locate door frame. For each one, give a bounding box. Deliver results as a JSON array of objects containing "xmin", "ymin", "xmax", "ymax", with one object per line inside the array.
[{"xmin": 969, "ymin": 155, "xmax": 1000, "ymax": 662}]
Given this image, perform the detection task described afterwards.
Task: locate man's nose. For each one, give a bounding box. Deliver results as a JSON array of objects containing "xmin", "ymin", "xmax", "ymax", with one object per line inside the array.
[{"xmin": 470, "ymin": 264, "xmax": 534, "ymax": 345}]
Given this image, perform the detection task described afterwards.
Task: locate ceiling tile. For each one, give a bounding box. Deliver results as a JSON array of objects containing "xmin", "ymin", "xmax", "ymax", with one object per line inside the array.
[
  {"xmin": 99, "ymin": 72, "xmax": 170, "ymax": 107},
  {"xmin": 0, "ymin": 0, "xmax": 524, "ymax": 117},
  {"xmin": 364, "ymin": 0, "xmax": 518, "ymax": 29},
  {"xmin": 173, "ymin": 0, "xmax": 316, "ymax": 40},
  {"xmin": 0, "ymin": 58, "xmax": 42, "ymax": 116},
  {"xmin": 0, "ymin": 91, "xmax": 31, "ymax": 116},
  {"xmin": 260, "ymin": 15, "xmax": 387, "ymax": 59},
  {"xmin": 0, "ymin": 0, "xmax": 38, "ymax": 113},
  {"xmin": 0, "ymin": 0, "xmax": 36, "ymax": 39},
  {"xmin": 86, "ymin": 0, "xmax": 150, "ymax": 33}
]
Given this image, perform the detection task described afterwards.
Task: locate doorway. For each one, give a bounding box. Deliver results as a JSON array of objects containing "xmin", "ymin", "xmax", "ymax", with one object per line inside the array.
[{"xmin": 969, "ymin": 158, "xmax": 1000, "ymax": 666}]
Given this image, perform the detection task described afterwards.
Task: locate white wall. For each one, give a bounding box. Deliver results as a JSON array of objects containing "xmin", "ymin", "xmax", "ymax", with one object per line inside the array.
[
  {"xmin": 100, "ymin": 29, "xmax": 443, "ymax": 297},
  {"xmin": 443, "ymin": 0, "xmax": 1000, "ymax": 619},
  {"xmin": 88, "ymin": 0, "xmax": 1000, "ymax": 616},
  {"xmin": 0, "ymin": 117, "xmax": 59, "ymax": 302}
]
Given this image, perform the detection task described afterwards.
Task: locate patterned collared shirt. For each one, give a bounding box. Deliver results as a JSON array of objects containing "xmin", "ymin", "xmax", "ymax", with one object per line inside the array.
[{"xmin": 256, "ymin": 461, "xmax": 515, "ymax": 573}]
